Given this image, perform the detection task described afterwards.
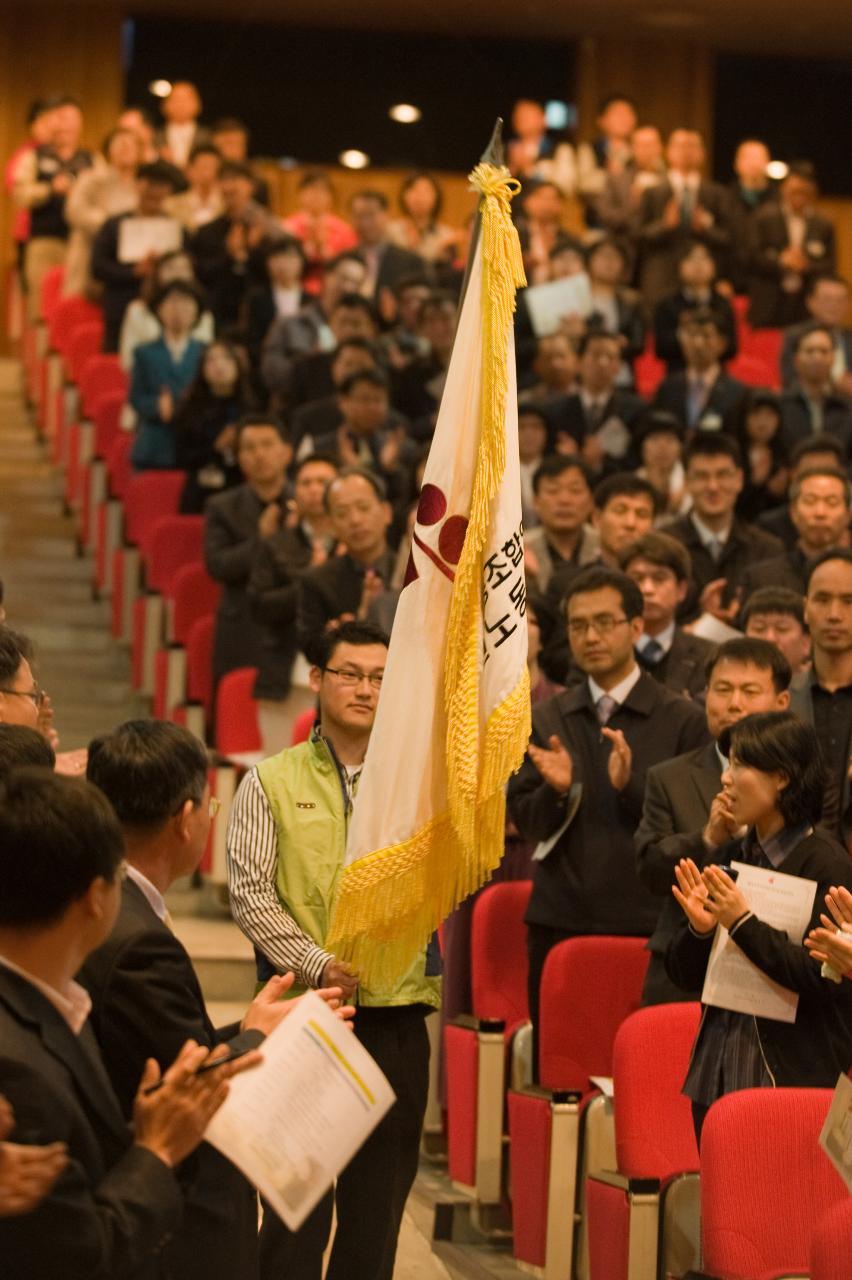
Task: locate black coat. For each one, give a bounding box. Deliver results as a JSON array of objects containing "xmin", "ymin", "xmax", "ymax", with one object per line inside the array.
[
  {"xmin": 508, "ymin": 672, "xmax": 709, "ymax": 936},
  {"xmin": 0, "ymin": 966, "xmax": 182, "ymax": 1279},
  {"xmin": 665, "ymin": 830, "xmax": 852, "ymax": 1089},
  {"xmin": 297, "ymin": 550, "xmax": 396, "ymax": 664},
  {"xmin": 778, "ymin": 389, "xmax": 852, "ymax": 460},
  {"xmin": 91, "ymin": 212, "xmax": 183, "ymax": 354},
  {"xmin": 747, "ymin": 204, "xmax": 837, "ymax": 328},
  {"xmin": 652, "ymin": 369, "xmax": 747, "ymax": 430},
  {"xmin": 544, "ymin": 388, "xmax": 645, "ymax": 452},
  {"xmin": 653, "ymin": 290, "xmax": 738, "ymax": 373},
  {"xmin": 204, "ymin": 483, "xmax": 286, "ymax": 683},
  {"xmin": 78, "ymin": 879, "xmax": 261, "ymax": 1280},
  {"xmin": 636, "ymin": 179, "xmax": 732, "ymax": 305},
  {"xmin": 739, "ymin": 546, "xmax": 811, "ymax": 600},
  {"xmin": 636, "ymin": 628, "xmax": 717, "ymax": 700},
  {"xmin": 664, "ymin": 513, "xmax": 785, "ymax": 621},
  {"xmin": 634, "ymin": 740, "xmax": 722, "ymax": 1004},
  {"xmin": 247, "ymin": 524, "xmax": 315, "ymax": 699}
]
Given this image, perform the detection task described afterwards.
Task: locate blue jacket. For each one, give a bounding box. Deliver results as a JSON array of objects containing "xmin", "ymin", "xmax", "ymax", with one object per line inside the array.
[{"xmin": 129, "ymin": 337, "xmax": 205, "ymax": 469}]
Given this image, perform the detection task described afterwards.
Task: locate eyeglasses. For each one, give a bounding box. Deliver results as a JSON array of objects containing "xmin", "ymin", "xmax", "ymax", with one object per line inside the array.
[
  {"xmin": 208, "ymin": 795, "xmax": 221, "ymax": 818},
  {"xmin": 324, "ymin": 666, "xmax": 384, "ymax": 689},
  {"xmin": 567, "ymin": 614, "xmax": 630, "ymax": 638},
  {"xmin": 0, "ymin": 687, "xmax": 46, "ymax": 708}
]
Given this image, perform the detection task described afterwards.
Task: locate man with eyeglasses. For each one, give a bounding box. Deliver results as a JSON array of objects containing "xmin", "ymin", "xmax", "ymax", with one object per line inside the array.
[
  {"xmin": 664, "ymin": 431, "xmax": 783, "ymax": 623},
  {"xmin": 227, "ymin": 620, "xmax": 440, "ymax": 1280},
  {"xmin": 0, "ymin": 625, "xmax": 86, "ymax": 776},
  {"xmin": 508, "ymin": 566, "xmax": 708, "ymax": 1073},
  {"xmin": 740, "ymin": 466, "xmax": 852, "ymax": 599},
  {"xmin": 80, "ymin": 719, "xmax": 323, "ymax": 1280}
]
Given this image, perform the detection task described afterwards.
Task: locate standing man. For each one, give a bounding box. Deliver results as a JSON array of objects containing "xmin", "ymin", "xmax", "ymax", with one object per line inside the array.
[
  {"xmin": 748, "ymin": 162, "xmax": 837, "ymax": 329},
  {"xmin": 204, "ymin": 414, "xmax": 293, "ymax": 689},
  {"xmin": 635, "ymin": 637, "xmax": 792, "ymax": 1004},
  {"xmin": 740, "ymin": 466, "xmax": 852, "ymax": 597},
  {"xmin": 741, "ymin": 586, "xmax": 812, "ymax": 674},
  {"xmin": 508, "ymin": 566, "xmax": 708, "ymax": 1064},
  {"xmin": 156, "ymin": 82, "xmax": 210, "ymax": 171},
  {"xmin": 653, "ymin": 307, "xmax": 746, "ymax": 430},
  {"xmin": 80, "ymin": 719, "xmax": 310, "ymax": 1280},
  {"xmin": 792, "ymin": 549, "xmax": 852, "ymax": 843},
  {"xmin": 524, "ymin": 456, "xmax": 599, "ymax": 594},
  {"xmin": 227, "ymin": 621, "xmax": 440, "ymax": 1280},
  {"xmin": 778, "ymin": 324, "xmax": 852, "ymax": 459},
  {"xmin": 619, "ymin": 530, "xmax": 717, "ymax": 700}
]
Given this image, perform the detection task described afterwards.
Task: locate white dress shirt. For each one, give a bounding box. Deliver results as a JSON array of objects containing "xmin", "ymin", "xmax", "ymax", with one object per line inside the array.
[
  {"xmin": 588, "ymin": 662, "xmax": 642, "ymax": 710},
  {"xmin": 126, "ymin": 864, "xmax": 169, "ymax": 923}
]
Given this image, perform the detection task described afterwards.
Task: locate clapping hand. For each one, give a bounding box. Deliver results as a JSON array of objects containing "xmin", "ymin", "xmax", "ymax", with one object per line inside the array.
[
  {"xmin": 702, "ymin": 865, "xmax": 750, "ymax": 931},
  {"xmin": 672, "ymin": 857, "xmax": 716, "ymax": 934},
  {"xmin": 528, "ymin": 734, "xmax": 573, "ymax": 795},
  {"xmin": 601, "ymin": 727, "xmax": 632, "ymax": 791},
  {"xmin": 699, "ymin": 578, "xmax": 741, "ymax": 624},
  {"xmin": 0, "ymin": 1095, "xmax": 67, "ymax": 1218},
  {"xmin": 804, "ymin": 886, "xmax": 852, "ymax": 975}
]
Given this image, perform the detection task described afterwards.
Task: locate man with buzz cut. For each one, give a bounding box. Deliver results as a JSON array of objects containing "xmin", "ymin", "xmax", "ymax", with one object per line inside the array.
[{"xmin": 227, "ymin": 620, "xmax": 440, "ymax": 1280}]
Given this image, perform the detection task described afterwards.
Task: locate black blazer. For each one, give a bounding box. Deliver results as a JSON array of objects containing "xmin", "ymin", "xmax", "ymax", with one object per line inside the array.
[
  {"xmin": 747, "ymin": 204, "xmax": 837, "ymax": 328},
  {"xmin": 636, "ymin": 179, "xmax": 732, "ymax": 303},
  {"xmin": 664, "ymin": 513, "xmax": 785, "ymax": 621},
  {"xmin": 508, "ymin": 672, "xmax": 709, "ymax": 936},
  {"xmin": 370, "ymin": 242, "xmax": 427, "ymax": 300},
  {"xmin": 652, "ymin": 369, "xmax": 747, "ymax": 430},
  {"xmin": 653, "ymin": 290, "xmax": 738, "ymax": 373},
  {"xmin": 247, "ymin": 524, "xmax": 315, "ymax": 699},
  {"xmin": 665, "ymin": 829, "xmax": 852, "ymax": 1089},
  {"xmin": 78, "ymin": 879, "xmax": 261, "ymax": 1280},
  {"xmin": 757, "ymin": 503, "xmax": 798, "ymax": 549},
  {"xmin": 204, "ymin": 482, "xmax": 285, "ymax": 682},
  {"xmin": 779, "ymin": 389, "xmax": 852, "ymax": 460},
  {"xmin": 634, "ymin": 740, "xmax": 722, "ymax": 1004},
  {"xmin": 637, "ymin": 628, "xmax": 717, "ymax": 701},
  {"xmin": 0, "ymin": 966, "xmax": 181, "ymax": 1279},
  {"xmin": 545, "ymin": 388, "xmax": 645, "ymax": 451},
  {"xmin": 297, "ymin": 550, "xmax": 396, "ymax": 664},
  {"xmin": 789, "ymin": 668, "xmax": 852, "ymax": 845},
  {"xmin": 91, "ymin": 212, "xmax": 181, "ymax": 354}
]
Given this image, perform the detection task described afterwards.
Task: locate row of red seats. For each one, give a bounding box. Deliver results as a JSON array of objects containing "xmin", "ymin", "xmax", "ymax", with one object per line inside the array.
[{"xmin": 446, "ymin": 881, "xmax": 848, "ymax": 1279}]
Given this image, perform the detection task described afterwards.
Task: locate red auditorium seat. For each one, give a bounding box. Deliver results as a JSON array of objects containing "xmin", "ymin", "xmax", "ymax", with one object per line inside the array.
[
  {"xmin": 507, "ymin": 936, "xmax": 649, "ymax": 1278},
  {"xmin": 445, "ymin": 880, "xmax": 531, "ymax": 1208},
  {"xmin": 726, "ymin": 351, "xmax": 781, "ymax": 390},
  {"xmin": 153, "ymin": 563, "xmax": 221, "ymax": 719},
  {"xmin": 810, "ymin": 1199, "xmax": 852, "ymax": 1280},
  {"xmin": 585, "ymin": 1003, "xmax": 701, "ymax": 1280},
  {"xmin": 215, "ymin": 667, "xmax": 262, "ymax": 759},
  {"xmin": 291, "ymin": 707, "xmax": 317, "ymax": 744},
  {"xmin": 79, "ymin": 391, "xmax": 126, "ymax": 548},
  {"xmin": 111, "ymin": 471, "xmax": 185, "ymax": 640},
  {"xmin": 634, "ymin": 338, "xmax": 666, "ymax": 399},
  {"xmin": 701, "ymin": 1088, "xmax": 844, "ymax": 1280},
  {"xmin": 28, "ymin": 265, "xmax": 67, "ymax": 407},
  {"xmin": 39, "ymin": 265, "xmax": 66, "ymax": 324},
  {"xmin": 131, "ymin": 515, "xmax": 205, "ymax": 694},
  {"xmin": 93, "ymin": 435, "xmax": 134, "ymax": 595},
  {"xmin": 182, "ymin": 613, "xmax": 216, "ymax": 737}
]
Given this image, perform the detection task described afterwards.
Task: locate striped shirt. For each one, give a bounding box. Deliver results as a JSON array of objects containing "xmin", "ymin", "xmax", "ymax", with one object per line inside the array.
[{"xmin": 226, "ymin": 768, "xmax": 333, "ymax": 989}]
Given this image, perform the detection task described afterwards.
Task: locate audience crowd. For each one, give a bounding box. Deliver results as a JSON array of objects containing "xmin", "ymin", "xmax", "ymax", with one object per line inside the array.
[{"xmin": 4, "ymin": 80, "xmax": 852, "ymax": 1277}]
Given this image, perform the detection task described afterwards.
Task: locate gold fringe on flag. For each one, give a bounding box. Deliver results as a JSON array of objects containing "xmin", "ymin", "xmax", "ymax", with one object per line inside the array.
[{"xmin": 326, "ymin": 163, "xmax": 530, "ymax": 990}]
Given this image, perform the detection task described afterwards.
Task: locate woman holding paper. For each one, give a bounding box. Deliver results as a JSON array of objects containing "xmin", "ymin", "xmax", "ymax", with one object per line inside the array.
[{"xmin": 665, "ymin": 711, "xmax": 852, "ymax": 1145}]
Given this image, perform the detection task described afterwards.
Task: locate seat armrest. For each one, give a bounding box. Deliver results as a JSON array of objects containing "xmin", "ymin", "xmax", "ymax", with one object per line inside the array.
[
  {"xmin": 451, "ymin": 1014, "xmax": 506, "ymax": 1033},
  {"xmin": 511, "ymin": 1083, "xmax": 583, "ymax": 1104},
  {"xmin": 588, "ymin": 1169, "xmax": 661, "ymax": 1194}
]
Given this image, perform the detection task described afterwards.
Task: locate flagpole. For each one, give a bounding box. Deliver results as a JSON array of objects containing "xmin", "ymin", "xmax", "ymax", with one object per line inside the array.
[{"xmin": 455, "ymin": 118, "xmax": 508, "ymax": 322}]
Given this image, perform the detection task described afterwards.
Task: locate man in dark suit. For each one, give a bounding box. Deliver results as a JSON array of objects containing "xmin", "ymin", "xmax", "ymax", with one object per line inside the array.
[
  {"xmin": 747, "ymin": 163, "xmax": 837, "ymax": 329},
  {"xmin": 652, "ymin": 241, "xmax": 738, "ymax": 373},
  {"xmin": 723, "ymin": 138, "xmax": 776, "ymax": 292},
  {"xmin": 297, "ymin": 468, "xmax": 396, "ymax": 664},
  {"xmin": 545, "ymin": 330, "xmax": 644, "ymax": 468},
  {"xmin": 740, "ymin": 466, "xmax": 852, "ymax": 601},
  {"xmin": 278, "ymin": 296, "xmax": 379, "ymax": 413},
  {"xmin": 635, "ymin": 638, "xmax": 792, "ymax": 1004},
  {"xmin": 349, "ymin": 189, "xmax": 425, "ymax": 304},
  {"xmin": 791, "ymin": 549, "xmax": 852, "ymax": 843},
  {"xmin": 244, "ymin": 236, "xmax": 310, "ymax": 380},
  {"xmin": 757, "ymin": 433, "xmax": 847, "ymax": 547},
  {"xmin": 619, "ymin": 530, "xmax": 717, "ymax": 700},
  {"xmin": 205, "ymin": 414, "xmax": 292, "ymax": 687},
  {"xmin": 289, "ymin": 338, "xmax": 381, "ymax": 449},
  {"xmin": 0, "ymin": 768, "xmax": 254, "ymax": 1277},
  {"xmin": 741, "ymin": 586, "xmax": 812, "ymax": 675},
  {"xmin": 80, "ymin": 720, "xmax": 332, "ymax": 1280},
  {"xmin": 664, "ymin": 431, "xmax": 784, "ymax": 622},
  {"xmin": 780, "ymin": 275, "xmax": 852, "ymax": 391},
  {"xmin": 636, "ymin": 129, "xmax": 731, "ymax": 306},
  {"xmin": 508, "ymin": 566, "xmax": 709, "ymax": 1069},
  {"xmin": 90, "ymin": 161, "xmax": 183, "ymax": 352},
  {"xmin": 653, "ymin": 307, "xmax": 746, "ymax": 430},
  {"xmin": 155, "ymin": 81, "xmax": 211, "ymax": 170},
  {"xmin": 778, "ymin": 324, "xmax": 852, "ymax": 460}
]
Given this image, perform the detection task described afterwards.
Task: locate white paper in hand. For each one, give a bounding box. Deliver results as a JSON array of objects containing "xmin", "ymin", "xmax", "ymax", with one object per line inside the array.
[
  {"xmin": 205, "ymin": 991, "xmax": 395, "ymax": 1229},
  {"xmin": 523, "ymin": 274, "xmax": 593, "ymax": 337},
  {"xmin": 701, "ymin": 861, "xmax": 817, "ymax": 1023}
]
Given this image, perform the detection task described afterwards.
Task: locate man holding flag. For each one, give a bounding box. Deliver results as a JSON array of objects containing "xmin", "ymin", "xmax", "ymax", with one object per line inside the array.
[{"xmin": 227, "ymin": 141, "xmax": 529, "ymax": 1274}]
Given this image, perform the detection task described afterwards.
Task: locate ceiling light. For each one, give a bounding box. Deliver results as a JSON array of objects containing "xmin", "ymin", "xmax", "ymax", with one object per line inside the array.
[
  {"xmin": 149, "ymin": 79, "xmax": 173, "ymax": 98},
  {"xmin": 339, "ymin": 149, "xmax": 370, "ymax": 170},
  {"xmin": 766, "ymin": 160, "xmax": 789, "ymax": 181},
  {"xmin": 389, "ymin": 103, "xmax": 422, "ymax": 125}
]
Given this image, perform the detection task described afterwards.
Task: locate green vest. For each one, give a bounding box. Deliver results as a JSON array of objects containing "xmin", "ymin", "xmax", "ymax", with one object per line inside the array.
[{"xmin": 256, "ymin": 734, "xmax": 441, "ymax": 1010}]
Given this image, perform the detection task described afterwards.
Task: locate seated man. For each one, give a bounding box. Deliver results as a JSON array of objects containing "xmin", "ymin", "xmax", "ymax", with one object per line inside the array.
[
  {"xmin": 664, "ymin": 431, "xmax": 784, "ymax": 622},
  {"xmin": 524, "ymin": 455, "xmax": 599, "ymax": 594},
  {"xmin": 508, "ymin": 565, "xmax": 708, "ymax": 1069},
  {"xmin": 740, "ymin": 466, "xmax": 851, "ymax": 597},
  {"xmin": 619, "ymin": 530, "xmax": 717, "ymax": 700},
  {"xmin": 741, "ymin": 586, "xmax": 811, "ymax": 674},
  {"xmin": 653, "ymin": 306, "xmax": 746, "ymax": 430},
  {"xmin": 780, "ymin": 274, "xmax": 852, "ymax": 393},
  {"xmin": 0, "ymin": 768, "xmax": 256, "ymax": 1276},
  {"xmin": 297, "ymin": 468, "xmax": 396, "ymax": 663},
  {"xmin": 779, "ymin": 323, "xmax": 852, "ymax": 459},
  {"xmin": 635, "ymin": 637, "xmax": 792, "ymax": 1005},
  {"xmin": 204, "ymin": 414, "xmax": 293, "ymax": 689}
]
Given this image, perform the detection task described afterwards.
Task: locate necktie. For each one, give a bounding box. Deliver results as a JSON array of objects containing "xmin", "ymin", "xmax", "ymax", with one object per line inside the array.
[
  {"xmin": 596, "ymin": 694, "xmax": 617, "ymax": 726},
  {"xmin": 706, "ymin": 536, "xmax": 723, "ymax": 563},
  {"xmin": 680, "ymin": 185, "xmax": 694, "ymax": 227},
  {"xmin": 687, "ymin": 375, "xmax": 706, "ymax": 427},
  {"xmin": 642, "ymin": 638, "xmax": 664, "ymax": 666}
]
